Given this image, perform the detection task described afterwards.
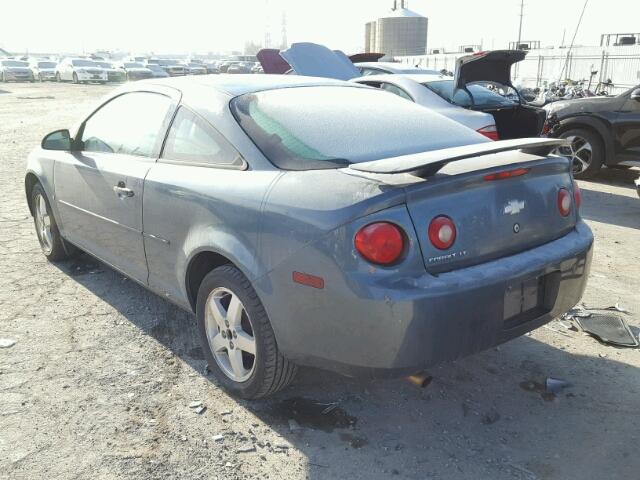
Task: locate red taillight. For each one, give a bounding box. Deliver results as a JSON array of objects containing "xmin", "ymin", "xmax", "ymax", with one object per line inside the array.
[
  {"xmin": 483, "ymin": 168, "xmax": 530, "ymax": 181},
  {"xmin": 428, "ymin": 216, "xmax": 457, "ymax": 250},
  {"xmin": 573, "ymin": 181, "xmax": 581, "ymax": 210},
  {"xmin": 557, "ymin": 188, "xmax": 572, "ymax": 217},
  {"xmin": 477, "ymin": 125, "xmax": 499, "ymax": 141},
  {"xmin": 354, "ymin": 222, "xmax": 405, "ymax": 265}
]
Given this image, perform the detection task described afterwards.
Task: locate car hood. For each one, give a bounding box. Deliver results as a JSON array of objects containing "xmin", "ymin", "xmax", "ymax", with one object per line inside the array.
[
  {"xmin": 454, "ymin": 50, "xmax": 526, "ymax": 90},
  {"xmin": 544, "ymin": 96, "xmax": 615, "ymax": 116},
  {"xmin": 257, "ymin": 48, "xmax": 291, "ymax": 74},
  {"xmin": 5, "ymin": 67, "xmax": 31, "ymax": 72},
  {"xmin": 127, "ymin": 68, "xmax": 151, "ymax": 73},
  {"xmin": 279, "ymin": 42, "xmax": 361, "ymax": 80}
]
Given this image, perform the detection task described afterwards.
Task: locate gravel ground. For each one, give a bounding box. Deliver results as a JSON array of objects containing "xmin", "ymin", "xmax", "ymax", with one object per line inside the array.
[{"xmin": 1, "ymin": 82, "xmax": 639, "ymax": 480}]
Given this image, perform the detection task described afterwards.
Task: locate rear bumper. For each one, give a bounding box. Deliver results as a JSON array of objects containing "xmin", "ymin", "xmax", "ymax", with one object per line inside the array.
[{"xmin": 260, "ymin": 220, "xmax": 593, "ymax": 377}]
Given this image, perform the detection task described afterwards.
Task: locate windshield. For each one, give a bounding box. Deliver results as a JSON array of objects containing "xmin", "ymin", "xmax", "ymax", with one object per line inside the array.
[
  {"xmin": 423, "ymin": 80, "xmax": 518, "ymax": 108},
  {"xmin": 124, "ymin": 62, "xmax": 143, "ymax": 68},
  {"xmin": 71, "ymin": 59, "xmax": 96, "ymax": 67},
  {"xmin": 37, "ymin": 62, "xmax": 57, "ymax": 68},
  {"xmin": 159, "ymin": 59, "xmax": 178, "ymax": 66},
  {"xmin": 147, "ymin": 64, "xmax": 162, "ymax": 70},
  {"xmin": 231, "ymin": 86, "xmax": 484, "ymax": 170},
  {"xmin": 2, "ymin": 60, "xmax": 28, "ymax": 67},
  {"xmin": 95, "ymin": 62, "xmax": 113, "ymax": 68}
]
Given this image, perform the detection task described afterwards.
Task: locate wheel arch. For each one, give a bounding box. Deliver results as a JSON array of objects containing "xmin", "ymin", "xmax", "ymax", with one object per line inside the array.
[
  {"xmin": 25, "ymin": 172, "xmax": 41, "ymax": 216},
  {"xmin": 556, "ymin": 115, "xmax": 615, "ymax": 164},
  {"xmin": 184, "ymin": 249, "xmax": 241, "ymax": 313}
]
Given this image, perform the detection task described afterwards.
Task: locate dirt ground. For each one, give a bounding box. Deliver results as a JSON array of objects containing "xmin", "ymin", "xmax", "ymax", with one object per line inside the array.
[{"xmin": 1, "ymin": 82, "xmax": 639, "ymax": 480}]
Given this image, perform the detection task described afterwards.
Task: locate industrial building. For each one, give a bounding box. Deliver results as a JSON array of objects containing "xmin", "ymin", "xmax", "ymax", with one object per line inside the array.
[{"xmin": 365, "ymin": 1, "xmax": 428, "ymax": 57}]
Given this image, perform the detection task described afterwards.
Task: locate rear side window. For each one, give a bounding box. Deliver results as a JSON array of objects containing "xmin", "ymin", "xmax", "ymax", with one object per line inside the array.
[
  {"xmin": 381, "ymin": 83, "xmax": 413, "ymax": 101},
  {"xmin": 161, "ymin": 107, "xmax": 243, "ymax": 167},
  {"xmin": 81, "ymin": 92, "xmax": 172, "ymax": 157},
  {"xmin": 231, "ymin": 85, "xmax": 483, "ymax": 170},
  {"xmin": 423, "ymin": 80, "xmax": 517, "ymax": 108}
]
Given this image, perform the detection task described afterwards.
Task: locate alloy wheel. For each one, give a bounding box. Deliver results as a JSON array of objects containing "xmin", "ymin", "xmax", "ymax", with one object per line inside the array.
[
  {"xmin": 555, "ymin": 135, "xmax": 593, "ymax": 174},
  {"xmin": 34, "ymin": 193, "xmax": 53, "ymax": 254},
  {"xmin": 205, "ymin": 287, "xmax": 257, "ymax": 382}
]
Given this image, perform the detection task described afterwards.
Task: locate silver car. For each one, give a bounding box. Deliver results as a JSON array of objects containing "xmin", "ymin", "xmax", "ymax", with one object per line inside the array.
[
  {"xmin": 25, "ymin": 75, "xmax": 592, "ymax": 399},
  {"xmin": 0, "ymin": 59, "xmax": 35, "ymax": 82}
]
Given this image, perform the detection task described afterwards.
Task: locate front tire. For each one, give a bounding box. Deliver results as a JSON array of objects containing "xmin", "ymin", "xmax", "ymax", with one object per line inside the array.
[
  {"xmin": 31, "ymin": 183, "xmax": 75, "ymax": 261},
  {"xmin": 196, "ymin": 265, "xmax": 297, "ymax": 399},
  {"xmin": 55, "ymin": 72, "xmax": 61, "ymax": 82},
  {"xmin": 555, "ymin": 128, "xmax": 604, "ymax": 179},
  {"xmin": 72, "ymin": 72, "xmax": 78, "ymax": 84}
]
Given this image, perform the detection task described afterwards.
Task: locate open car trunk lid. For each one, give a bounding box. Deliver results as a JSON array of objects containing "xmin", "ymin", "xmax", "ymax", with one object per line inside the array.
[
  {"xmin": 257, "ymin": 48, "xmax": 292, "ymax": 74},
  {"xmin": 454, "ymin": 49, "xmax": 527, "ymax": 92},
  {"xmin": 350, "ymin": 138, "xmax": 577, "ymax": 273},
  {"xmin": 280, "ymin": 42, "xmax": 361, "ymax": 80}
]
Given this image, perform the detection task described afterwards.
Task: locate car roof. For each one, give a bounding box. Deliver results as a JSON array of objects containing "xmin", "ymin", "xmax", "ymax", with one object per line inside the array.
[
  {"xmin": 143, "ymin": 74, "xmax": 357, "ymax": 97},
  {"xmin": 354, "ymin": 73, "xmax": 449, "ymax": 84}
]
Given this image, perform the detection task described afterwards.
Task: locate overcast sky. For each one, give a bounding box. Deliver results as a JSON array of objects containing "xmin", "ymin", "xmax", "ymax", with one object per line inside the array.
[{"xmin": 2, "ymin": 0, "xmax": 638, "ymax": 55}]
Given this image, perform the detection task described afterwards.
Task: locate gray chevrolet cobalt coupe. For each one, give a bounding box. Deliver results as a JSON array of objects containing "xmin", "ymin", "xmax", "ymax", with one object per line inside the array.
[{"xmin": 25, "ymin": 75, "xmax": 593, "ymax": 398}]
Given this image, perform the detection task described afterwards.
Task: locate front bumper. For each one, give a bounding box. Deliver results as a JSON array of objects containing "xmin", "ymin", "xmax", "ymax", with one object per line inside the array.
[
  {"xmin": 4, "ymin": 71, "xmax": 33, "ymax": 81},
  {"xmin": 258, "ymin": 220, "xmax": 593, "ymax": 377}
]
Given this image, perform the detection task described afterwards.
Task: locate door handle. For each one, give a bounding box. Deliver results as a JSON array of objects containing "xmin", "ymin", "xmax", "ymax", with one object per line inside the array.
[{"xmin": 113, "ymin": 183, "xmax": 134, "ymax": 197}]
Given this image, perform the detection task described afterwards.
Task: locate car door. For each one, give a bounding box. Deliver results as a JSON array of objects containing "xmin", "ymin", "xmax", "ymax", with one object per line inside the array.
[
  {"xmin": 142, "ymin": 106, "xmax": 248, "ymax": 304},
  {"xmin": 54, "ymin": 89, "xmax": 178, "ymax": 283},
  {"xmin": 613, "ymin": 86, "xmax": 640, "ymax": 160}
]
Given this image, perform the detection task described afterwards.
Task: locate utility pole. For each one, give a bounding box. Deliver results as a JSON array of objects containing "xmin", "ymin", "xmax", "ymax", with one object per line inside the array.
[{"xmin": 517, "ymin": 0, "xmax": 524, "ymax": 49}]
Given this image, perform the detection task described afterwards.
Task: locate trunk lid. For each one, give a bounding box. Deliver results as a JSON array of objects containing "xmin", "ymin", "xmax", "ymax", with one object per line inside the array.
[
  {"xmin": 279, "ymin": 42, "xmax": 361, "ymax": 80},
  {"xmin": 257, "ymin": 48, "xmax": 292, "ymax": 74},
  {"xmin": 406, "ymin": 153, "xmax": 576, "ymax": 273},
  {"xmin": 454, "ymin": 49, "xmax": 526, "ymax": 92},
  {"xmin": 349, "ymin": 138, "xmax": 575, "ymax": 273}
]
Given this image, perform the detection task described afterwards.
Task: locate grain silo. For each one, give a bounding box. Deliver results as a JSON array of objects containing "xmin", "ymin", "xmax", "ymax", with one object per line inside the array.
[{"xmin": 365, "ymin": 1, "xmax": 428, "ymax": 57}]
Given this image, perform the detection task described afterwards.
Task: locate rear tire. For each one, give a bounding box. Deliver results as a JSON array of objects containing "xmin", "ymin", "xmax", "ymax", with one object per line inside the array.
[
  {"xmin": 196, "ymin": 265, "xmax": 296, "ymax": 399},
  {"xmin": 555, "ymin": 128, "xmax": 604, "ymax": 179},
  {"xmin": 55, "ymin": 72, "xmax": 61, "ymax": 82},
  {"xmin": 30, "ymin": 183, "xmax": 76, "ymax": 262},
  {"xmin": 72, "ymin": 72, "xmax": 78, "ymax": 84}
]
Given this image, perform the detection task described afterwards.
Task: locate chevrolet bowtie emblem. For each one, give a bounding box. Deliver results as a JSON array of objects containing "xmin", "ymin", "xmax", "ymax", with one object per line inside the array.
[{"xmin": 504, "ymin": 200, "xmax": 525, "ymax": 215}]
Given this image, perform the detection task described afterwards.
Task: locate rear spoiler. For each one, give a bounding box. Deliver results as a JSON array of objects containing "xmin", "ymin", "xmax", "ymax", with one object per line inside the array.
[{"xmin": 349, "ymin": 138, "xmax": 568, "ymax": 175}]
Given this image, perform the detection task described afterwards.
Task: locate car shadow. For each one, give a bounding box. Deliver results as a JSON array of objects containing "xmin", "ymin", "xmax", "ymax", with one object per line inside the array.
[
  {"xmin": 578, "ymin": 168, "xmax": 640, "ymax": 230},
  {"xmin": 53, "ymin": 253, "xmax": 640, "ymax": 480}
]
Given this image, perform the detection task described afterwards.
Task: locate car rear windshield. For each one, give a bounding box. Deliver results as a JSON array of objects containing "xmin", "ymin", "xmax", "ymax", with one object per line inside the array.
[
  {"xmin": 2, "ymin": 60, "xmax": 28, "ymax": 67},
  {"xmin": 72, "ymin": 59, "xmax": 96, "ymax": 67},
  {"xmin": 423, "ymin": 80, "xmax": 517, "ymax": 108},
  {"xmin": 231, "ymin": 85, "xmax": 484, "ymax": 170}
]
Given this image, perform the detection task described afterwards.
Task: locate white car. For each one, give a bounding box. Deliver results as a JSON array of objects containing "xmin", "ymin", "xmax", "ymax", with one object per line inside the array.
[
  {"xmin": 55, "ymin": 58, "xmax": 107, "ymax": 84},
  {"xmin": 355, "ymin": 61, "xmax": 441, "ymax": 76},
  {"xmin": 353, "ymin": 74, "xmax": 501, "ymax": 139},
  {"xmin": 30, "ymin": 60, "xmax": 58, "ymax": 82}
]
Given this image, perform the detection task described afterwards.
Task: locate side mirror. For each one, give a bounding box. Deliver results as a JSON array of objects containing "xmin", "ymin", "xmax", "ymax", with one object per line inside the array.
[
  {"xmin": 631, "ymin": 88, "xmax": 640, "ymax": 101},
  {"xmin": 42, "ymin": 129, "xmax": 72, "ymax": 151}
]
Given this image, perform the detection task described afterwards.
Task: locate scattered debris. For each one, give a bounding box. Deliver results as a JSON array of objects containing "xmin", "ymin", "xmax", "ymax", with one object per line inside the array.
[
  {"xmin": 545, "ymin": 377, "xmax": 571, "ymax": 394},
  {"xmin": 193, "ymin": 405, "xmax": 206, "ymax": 415},
  {"xmin": 220, "ymin": 409, "xmax": 233, "ymax": 416},
  {"xmin": 266, "ymin": 397, "xmax": 357, "ymax": 433},
  {"xmin": 236, "ymin": 445, "xmax": 256, "ymax": 453},
  {"xmin": 605, "ymin": 303, "xmax": 631, "ymax": 314},
  {"xmin": 212, "ymin": 434, "xmax": 224, "ymax": 442},
  {"xmin": 0, "ymin": 338, "xmax": 16, "ymax": 348},
  {"xmin": 576, "ymin": 313, "xmax": 639, "ymax": 348},
  {"xmin": 188, "ymin": 401, "xmax": 203, "ymax": 409},
  {"xmin": 320, "ymin": 404, "xmax": 338, "ymax": 415}
]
